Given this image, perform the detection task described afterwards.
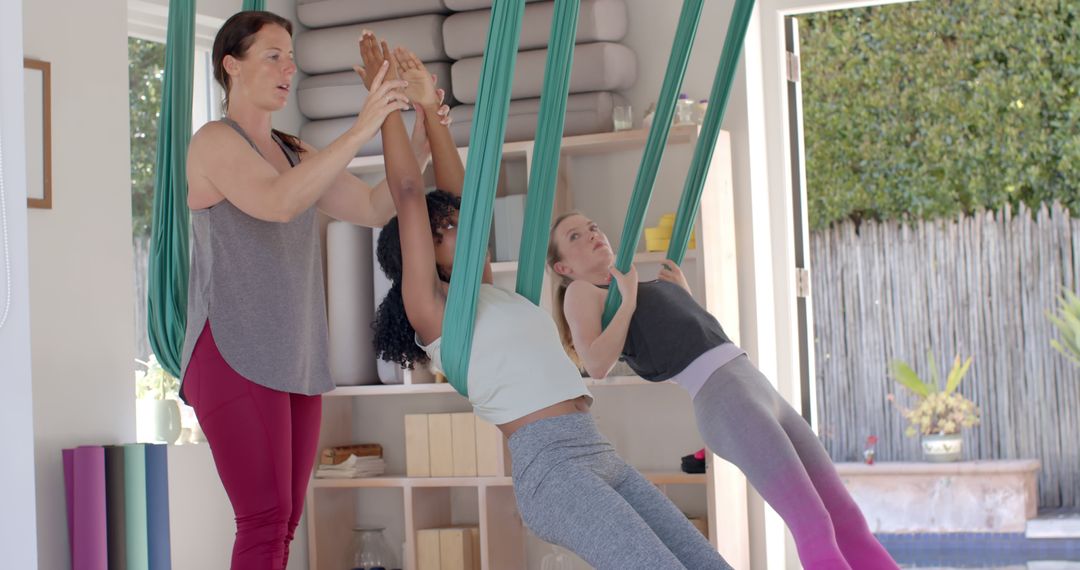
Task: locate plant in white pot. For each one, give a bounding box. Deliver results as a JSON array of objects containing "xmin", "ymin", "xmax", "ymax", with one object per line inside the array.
[
  {"xmin": 135, "ymin": 354, "xmax": 183, "ymax": 444},
  {"xmin": 889, "ymin": 353, "xmax": 981, "ymax": 462}
]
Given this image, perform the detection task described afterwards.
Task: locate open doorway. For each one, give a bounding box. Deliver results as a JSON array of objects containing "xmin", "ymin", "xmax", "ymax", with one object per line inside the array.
[{"xmin": 789, "ymin": 0, "xmax": 1080, "ymax": 564}]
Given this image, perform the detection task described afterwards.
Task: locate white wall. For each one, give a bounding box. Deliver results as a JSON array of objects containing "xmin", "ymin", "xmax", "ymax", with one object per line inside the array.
[
  {"xmin": 0, "ymin": 0, "xmax": 39, "ymax": 567},
  {"xmin": 22, "ymin": 0, "xmax": 137, "ymax": 568}
]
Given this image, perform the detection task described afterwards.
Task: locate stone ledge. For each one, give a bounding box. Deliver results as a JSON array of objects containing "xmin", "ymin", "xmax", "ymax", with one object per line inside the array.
[
  {"xmin": 836, "ymin": 460, "xmax": 1041, "ymax": 533},
  {"xmin": 836, "ymin": 459, "xmax": 1041, "ymax": 476}
]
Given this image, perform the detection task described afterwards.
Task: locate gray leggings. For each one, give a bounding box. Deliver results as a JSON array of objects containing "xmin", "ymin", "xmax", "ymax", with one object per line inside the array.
[{"xmin": 509, "ymin": 412, "xmax": 732, "ymax": 570}]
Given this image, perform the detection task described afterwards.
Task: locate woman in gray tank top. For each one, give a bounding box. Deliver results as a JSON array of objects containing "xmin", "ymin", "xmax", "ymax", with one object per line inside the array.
[
  {"xmin": 179, "ymin": 12, "xmax": 447, "ymax": 570},
  {"xmin": 548, "ymin": 213, "xmax": 899, "ymax": 570}
]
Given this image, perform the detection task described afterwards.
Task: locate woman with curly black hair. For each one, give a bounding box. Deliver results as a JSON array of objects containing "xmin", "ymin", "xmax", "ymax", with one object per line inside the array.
[{"xmin": 365, "ymin": 36, "xmax": 731, "ymax": 570}]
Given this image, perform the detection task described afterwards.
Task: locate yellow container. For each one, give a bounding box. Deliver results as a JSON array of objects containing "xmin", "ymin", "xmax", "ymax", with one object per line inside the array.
[
  {"xmin": 645, "ymin": 237, "xmax": 670, "ymax": 252},
  {"xmin": 644, "ymin": 226, "xmax": 669, "ymax": 241},
  {"xmin": 645, "ymin": 234, "xmax": 696, "ymax": 252},
  {"xmin": 658, "ymin": 213, "xmax": 676, "ymax": 230}
]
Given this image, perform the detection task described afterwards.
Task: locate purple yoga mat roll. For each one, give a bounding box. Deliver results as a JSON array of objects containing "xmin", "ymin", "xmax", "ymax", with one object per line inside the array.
[{"xmin": 73, "ymin": 446, "xmax": 109, "ymax": 570}]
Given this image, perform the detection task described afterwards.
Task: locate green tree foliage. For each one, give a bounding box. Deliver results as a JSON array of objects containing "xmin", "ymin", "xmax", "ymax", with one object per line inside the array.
[
  {"xmin": 129, "ymin": 37, "xmax": 166, "ymax": 240},
  {"xmin": 801, "ymin": 1, "xmax": 1080, "ymax": 229}
]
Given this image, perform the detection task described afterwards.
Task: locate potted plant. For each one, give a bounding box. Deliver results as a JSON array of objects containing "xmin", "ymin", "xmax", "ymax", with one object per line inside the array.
[
  {"xmin": 135, "ymin": 354, "xmax": 182, "ymax": 444},
  {"xmin": 889, "ymin": 353, "xmax": 981, "ymax": 462},
  {"xmin": 1048, "ymin": 289, "xmax": 1080, "ymax": 367}
]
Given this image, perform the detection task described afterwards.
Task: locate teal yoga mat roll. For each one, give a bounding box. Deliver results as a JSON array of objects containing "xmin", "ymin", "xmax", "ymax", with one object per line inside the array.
[{"xmin": 123, "ymin": 444, "xmax": 149, "ymax": 570}]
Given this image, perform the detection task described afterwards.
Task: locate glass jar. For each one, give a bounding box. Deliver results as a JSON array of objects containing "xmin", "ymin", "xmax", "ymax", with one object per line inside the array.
[
  {"xmin": 675, "ymin": 93, "xmax": 694, "ymax": 124},
  {"xmin": 346, "ymin": 527, "xmax": 396, "ymax": 570}
]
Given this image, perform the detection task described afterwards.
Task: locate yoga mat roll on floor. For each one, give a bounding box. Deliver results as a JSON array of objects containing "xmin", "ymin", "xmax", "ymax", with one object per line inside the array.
[
  {"xmin": 104, "ymin": 446, "xmax": 128, "ymax": 570},
  {"xmin": 145, "ymin": 444, "xmax": 171, "ymax": 570},
  {"xmin": 64, "ymin": 448, "xmax": 76, "ymax": 555},
  {"xmin": 72, "ymin": 446, "xmax": 108, "ymax": 570},
  {"xmin": 123, "ymin": 444, "xmax": 149, "ymax": 570}
]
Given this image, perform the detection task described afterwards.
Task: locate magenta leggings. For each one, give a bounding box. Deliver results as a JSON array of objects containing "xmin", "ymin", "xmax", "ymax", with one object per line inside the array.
[{"xmin": 183, "ymin": 323, "xmax": 322, "ymax": 570}]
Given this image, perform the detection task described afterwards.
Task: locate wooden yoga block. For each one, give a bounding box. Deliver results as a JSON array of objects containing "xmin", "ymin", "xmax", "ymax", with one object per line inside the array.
[
  {"xmin": 405, "ymin": 414, "xmax": 431, "ymax": 477},
  {"xmin": 439, "ymin": 527, "xmax": 478, "ymax": 570},
  {"xmin": 689, "ymin": 516, "xmax": 709, "ymax": 538},
  {"xmin": 474, "ymin": 417, "xmax": 503, "ymax": 477},
  {"xmin": 416, "ymin": 528, "xmax": 442, "ymax": 570},
  {"xmin": 451, "ymin": 413, "xmax": 478, "ymax": 477},
  {"xmin": 428, "ymin": 414, "xmax": 455, "ymax": 477}
]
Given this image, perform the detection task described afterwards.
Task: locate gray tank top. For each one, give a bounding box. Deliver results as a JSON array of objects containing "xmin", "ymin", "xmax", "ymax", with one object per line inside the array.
[
  {"xmin": 179, "ymin": 118, "xmax": 334, "ymax": 396},
  {"xmin": 615, "ymin": 280, "xmax": 733, "ymax": 381}
]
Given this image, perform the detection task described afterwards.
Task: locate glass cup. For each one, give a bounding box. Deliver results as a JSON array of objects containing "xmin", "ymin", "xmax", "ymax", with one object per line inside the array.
[{"xmin": 613, "ymin": 105, "xmax": 633, "ymax": 131}]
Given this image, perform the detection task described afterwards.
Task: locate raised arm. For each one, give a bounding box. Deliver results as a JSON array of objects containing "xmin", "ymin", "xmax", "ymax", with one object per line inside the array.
[
  {"xmin": 365, "ymin": 36, "xmax": 447, "ymax": 344},
  {"xmin": 315, "ymin": 53, "xmax": 453, "ymax": 227},
  {"xmin": 187, "ymin": 62, "xmax": 407, "ymax": 222},
  {"xmin": 563, "ymin": 266, "xmax": 639, "ymax": 379},
  {"xmin": 395, "ymin": 47, "xmax": 464, "ymax": 197},
  {"xmin": 396, "ymin": 46, "xmax": 492, "ymax": 283}
]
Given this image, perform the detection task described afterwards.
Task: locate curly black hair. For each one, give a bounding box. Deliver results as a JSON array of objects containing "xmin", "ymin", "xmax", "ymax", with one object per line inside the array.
[{"xmin": 372, "ymin": 189, "xmax": 461, "ymax": 369}]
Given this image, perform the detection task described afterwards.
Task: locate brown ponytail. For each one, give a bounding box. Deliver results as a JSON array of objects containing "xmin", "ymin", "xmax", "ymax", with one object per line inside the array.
[{"xmin": 547, "ymin": 211, "xmax": 584, "ymax": 368}]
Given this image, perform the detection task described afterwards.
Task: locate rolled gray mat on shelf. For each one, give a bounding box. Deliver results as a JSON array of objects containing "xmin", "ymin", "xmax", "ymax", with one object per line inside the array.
[
  {"xmin": 448, "ymin": 92, "xmax": 627, "ymax": 146},
  {"xmin": 296, "ymin": 0, "xmax": 449, "ymax": 29},
  {"xmin": 303, "ymin": 91, "xmax": 625, "ymax": 157},
  {"xmin": 444, "ymin": 0, "xmax": 543, "ymax": 11},
  {"xmin": 451, "ymin": 42, "xmax": 636, "ymax": 104},
  {"xmin": 300, "ymin": 110, "xmax": 419, "ymax": 157},
  {"xmin": 443, "ymin": 0, "xmax": 627, "ymax": 60},
  {"xmin": 297, "ymin": 63, "xmax": 454, "ymax": 121},
  {"xmin": 295, "ymin": 14, "xmax": 447, "ymax": 75},
  {"xmin": 326, "ymin": 222, "xmax": 377, "ymax": 386}
]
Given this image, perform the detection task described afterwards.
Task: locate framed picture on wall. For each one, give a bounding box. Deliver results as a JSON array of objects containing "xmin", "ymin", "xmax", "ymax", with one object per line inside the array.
[{"xmin": 24, "ymin": 58, "xmax": 52, "ymax": 209}]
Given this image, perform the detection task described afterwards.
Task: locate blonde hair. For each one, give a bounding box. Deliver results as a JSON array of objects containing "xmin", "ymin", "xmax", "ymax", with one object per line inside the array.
[{"xmin": 547, "ymin": 211, "xmax": 584, "ymax": 368}]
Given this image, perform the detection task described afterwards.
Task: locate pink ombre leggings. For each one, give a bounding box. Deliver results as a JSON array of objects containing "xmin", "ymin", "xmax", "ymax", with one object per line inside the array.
[
  {"xmin": 694, "ymin": 355, "xmax": 899, "ymax": 570},
  {"xmin": 183, "ymin": 324, "xmax": 322, "ymax": 570}
]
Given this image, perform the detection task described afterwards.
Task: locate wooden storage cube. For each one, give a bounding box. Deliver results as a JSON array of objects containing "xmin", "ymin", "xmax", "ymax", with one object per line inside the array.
[
  {"xmin": 306, "ymin": 487, "xmax": 405, "ymax": 570},
  {"xmin": 479, "ymin": 485, "xmax": 525, "ymax": 569},
  {"xmin": 408, "ymin": 486, "xmax": 480, "ymax": 569}
]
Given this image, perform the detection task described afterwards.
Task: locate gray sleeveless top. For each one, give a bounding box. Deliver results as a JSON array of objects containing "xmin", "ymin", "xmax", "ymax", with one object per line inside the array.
[{"xmin": 179, "ymin": 118, "xmax": 334, "ymax": 397}]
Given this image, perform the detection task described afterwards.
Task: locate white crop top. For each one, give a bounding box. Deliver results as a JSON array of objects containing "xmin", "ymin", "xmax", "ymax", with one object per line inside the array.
[{"xmin": 418, "ymin": 284, "xmax": 592, "ymax": 425}]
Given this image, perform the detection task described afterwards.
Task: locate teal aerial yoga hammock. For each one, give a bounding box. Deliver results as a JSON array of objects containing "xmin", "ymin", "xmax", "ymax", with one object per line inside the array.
[
  {"xmin": 666, "ymin": 0, "xmax": 755, "ymax": 267},
  {"xmin": 602, "ymin": 0, "xmax": 755, "ymax": 325},
  {"xmin": 241, "ymin": 0, "xmax": 266, "ymax": 11},
  {"xmin": 516, "ymin": 0, "xmax": 581, "ymax": 305},
  {"xmin": 441, "ymin": 0, "xmax": 527, "ymax": 395},
  {"xmin": 146, "ymin": 0, "xmax": 195, "ymax": 379},
  {"xmin": 600, "ymin": 0, "xmax": 704, "ymax": 326},
  {"xmin": 441, "ymin": 0, "xmax": 756, "ymax": 392}
]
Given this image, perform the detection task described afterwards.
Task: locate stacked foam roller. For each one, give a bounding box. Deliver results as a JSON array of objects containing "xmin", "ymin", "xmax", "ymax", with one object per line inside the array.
[
  {"xmin": 443, "ymin": 0, "xmax": 633, "ymax": 146},
  {"xmin": 295, "ymin": 0, "xmax": 635, "ymax": 157},
  {"xmin": 295, "ymin": 0, "xmax": 454, "ymax": 156}
]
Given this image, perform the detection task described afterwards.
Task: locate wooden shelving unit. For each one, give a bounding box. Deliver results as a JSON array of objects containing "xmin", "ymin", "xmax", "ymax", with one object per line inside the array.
[{"xmin": 308, "ymin": 124, "xmax": 739, "ymax": 570}]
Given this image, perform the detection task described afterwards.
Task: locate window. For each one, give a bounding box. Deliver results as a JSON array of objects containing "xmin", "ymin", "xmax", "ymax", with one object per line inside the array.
[{"xmin": 129, "ymin": 20, "xmax": 221, "ymax": 443}]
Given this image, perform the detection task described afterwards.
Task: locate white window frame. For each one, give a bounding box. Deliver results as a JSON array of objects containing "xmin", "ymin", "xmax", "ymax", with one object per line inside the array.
[{"xmin": 127, "ymin": 0, "xmax": 224, "ymax": 130}]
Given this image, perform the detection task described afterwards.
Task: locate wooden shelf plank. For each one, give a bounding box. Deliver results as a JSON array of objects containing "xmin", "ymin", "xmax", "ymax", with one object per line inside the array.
[
  {"xmin": 489, "ymin": 250, "xmax": 697, "ymax": 275},
  {"xmin": 347, "ymin": 124, "xmax": 702, "ymax": 176},
  {"xmin": 324, "ymin": 382, "xmax": 455, "ymax": 396},
  {"xmin": 324, "ymin": 375, "xmax": 663, "ymax": 397},
  {"xmin": 311, "ymin": 472, "xmax": 700, "ymax": 489}
]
